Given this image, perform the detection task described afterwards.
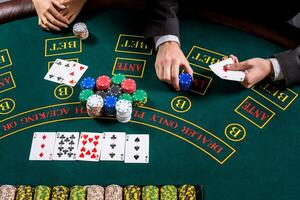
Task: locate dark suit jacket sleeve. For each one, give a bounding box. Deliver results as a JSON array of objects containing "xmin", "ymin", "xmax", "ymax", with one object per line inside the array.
[
  {"xmin": 144, "ymin": 0, "xmax": 179, "ymax": 38},
  {"xmin": 274, "ymin": 46, "xmax": 300, "ymax": 86}
]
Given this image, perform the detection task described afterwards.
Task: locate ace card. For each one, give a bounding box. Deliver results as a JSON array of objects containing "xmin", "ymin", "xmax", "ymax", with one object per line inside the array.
[{"xmin": 209, "ymin": 58, "xmax": 245, "ymax": 81}]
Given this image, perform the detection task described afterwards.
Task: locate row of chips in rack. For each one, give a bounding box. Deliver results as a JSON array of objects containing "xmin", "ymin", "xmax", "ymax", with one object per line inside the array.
[{"xmin": 0, "ymin": 184, "xmax": 202, "ymax": 200}]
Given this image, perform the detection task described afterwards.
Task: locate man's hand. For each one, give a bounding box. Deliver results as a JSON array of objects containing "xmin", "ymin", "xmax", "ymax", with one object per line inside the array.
[
  {"xmin": 225, "ymin": 55, "xmax": 274, "ymax": 88},
  {"xmin": 32, "ymin": 0, "xmax": 69, "ymax": 31},
  {"xmin": 155, "ymin": 41, "xmax": 193, "ymax": 91},
  {"xmin": 59, "ymin": 0, "xmax": 88, "ymax": 24}
]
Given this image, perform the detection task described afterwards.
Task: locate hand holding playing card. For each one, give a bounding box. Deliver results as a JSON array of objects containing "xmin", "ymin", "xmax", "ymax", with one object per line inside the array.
[
  {"xmin": 224, "ymin": 55, "xmax": 274, "ymax": 88},
  {"xmin": 209, "ymin": 57, "xmax": 245, "ymax": 82}
]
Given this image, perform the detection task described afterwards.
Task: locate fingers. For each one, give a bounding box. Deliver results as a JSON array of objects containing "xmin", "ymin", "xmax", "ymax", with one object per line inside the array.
[
  {"xmin": 68, "ymin": 13, "xmax": 77, "ymax": 23},
  {"xmin": 52, "ymin": 0, "xmax": 66, "ymax": 9},
  {"xmin": 46, "ymin": 12, "xmax": 68, "ymax": 29},
  {"xmin": 182, "ymin": 59, "xmax": 193, "ymax": 76},
  {"xmin": 229, "ymin": 54, "xmax": 239, "ymax": 63},
  {"xmin": 225, "ymin": 61, "xmax": 249, "ymax": 71},
  {"xmin": 42, "ymin": 16, "xmax": 61, "ymax": 31},
  {"xmin": 171, "ymin": 61, "xmax": 180, "ymax": 91},
  {"xmin": 49, "ymin": 6, "xmax": 69, "ymax": 26},
  {"xmin": 162, "ymin": 61, "xmax": 172, "ymax": 84}
]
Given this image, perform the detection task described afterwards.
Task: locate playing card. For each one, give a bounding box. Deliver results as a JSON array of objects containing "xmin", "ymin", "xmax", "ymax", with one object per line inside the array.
[
  {"xmin": 209, "ymin": 58, "xmax": 245, "ymax": 81},
  {"xmin": 64, "ymin": 61, "xmax": 88, "ymax": 87},
  {"xmin": 100, "ymin": 132, "xmax": 126, "ymax": 161},
  {"xmin": 44, "ymin": 59, "xmax": 71, "ymax": 84},
  {"xmin": 76, "ymin": 132, "xmax": 102, "ymax": 162},
  {"xmin": 29, "ymin": 132, "xmax": 56, "ymax": 160},
  {"xmin": 124, "ymin": 134, "xmax": 149, "ymax": 163},
  {"xmin": 53, "ymin": 132, "xmax": 79, "ymax": 161}
]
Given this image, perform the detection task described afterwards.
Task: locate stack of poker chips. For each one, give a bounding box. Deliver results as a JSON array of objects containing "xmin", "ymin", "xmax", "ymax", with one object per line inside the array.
[
  {"xmin": 116, "ymin": 99, "xmax": 133, "ymax": 123},
  {"xmin": 79, "ymin": 73, "xmax": 148, "ymax": 123},
  {"xmin": 86, "ymin": 94, "xmax": 104, "ymax": 117},
  {"xmin": 0, "ymin": 184, "xmax": 202, "ymax": 200},
  {"xmin": 179, "ymin": 72, "xmax": 193, "ymax": 92},
  {"xmin": 0, "ymin": 185, "xmax": 17, "ymax": 200},
  {"xmin": 73, "ymin": 22, "xmax": 89, "ymax": 40}
]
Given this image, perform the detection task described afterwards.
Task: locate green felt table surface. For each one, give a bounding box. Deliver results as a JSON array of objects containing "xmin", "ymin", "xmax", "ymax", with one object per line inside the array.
[{"xmin": 0, "ymin": 10, "xmax": 300, "ymax": 200}]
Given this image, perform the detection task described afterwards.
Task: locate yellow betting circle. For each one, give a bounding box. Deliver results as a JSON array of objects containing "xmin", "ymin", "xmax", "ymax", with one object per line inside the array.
[
  {"xmin": 170, "ymin": 96, "xmax": 192, "ymax": 113},
  {"xmin": 0, "ymin": 98, "xmax": 16, "ymax": 115},
  {"xmin": 54, "ymin": 85, "xmax": 74, "ymax": 100},
  {"xmin": 224, "ymin": 123, "xmax": 246, "ymax": 142}
]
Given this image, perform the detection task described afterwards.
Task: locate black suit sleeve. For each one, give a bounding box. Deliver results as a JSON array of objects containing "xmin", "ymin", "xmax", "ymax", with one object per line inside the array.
[
  {"xmin": 144, "ymin": 0, "xmax": 179, "ymax": 38},
  {"xmin": 274, "ymin": 46, "xmax": 300, "ymax": 86}
]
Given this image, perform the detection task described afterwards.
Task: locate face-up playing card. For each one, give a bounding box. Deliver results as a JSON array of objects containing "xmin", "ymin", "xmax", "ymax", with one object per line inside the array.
[
  {"xmin": 64, "ymin": 61, "xmax": 88, "ymax": 87},
  {"xmin": 53, "ymin": 132, "xmax": 79, "ymax": 161},
  {"xmin": 76, "ymin": 132, "xmax": 102, "ymax": 162},
  {"xmin": 124, "ymin": 134, "xmax": 149, "ymax": 163},
  {"xmin": 29, "ymin": 132, "xmax": 56, "ymax": 160},
  {"xmin": 44, "ymin": 59, "xmax": 71, "ymax": 84},
  {"xmin": 209, "ymin": 58, "xmax": 245, "ymax": 82},
  {"xmin": 100, "ymin": 132, "xmax": 126, "ymax": 161}
]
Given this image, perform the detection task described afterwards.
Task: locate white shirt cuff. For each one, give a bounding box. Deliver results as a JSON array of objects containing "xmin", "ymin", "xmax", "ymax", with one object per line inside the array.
[
  {"xmin": 154, "ymin": 35, "xmax": 180, "ymax": 50},
  {"xmin": 269, "ymin": 58, "xmax": 284, "ymax": 81}
]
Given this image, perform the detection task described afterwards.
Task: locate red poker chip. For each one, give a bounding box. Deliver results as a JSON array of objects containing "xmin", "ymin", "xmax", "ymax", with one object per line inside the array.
[
  {"xmin": 96, "ymin": 75, "xmax": 111, "ymax": 90},
  {"xmin": 121, "ymin": 78, "xmax": 136, "ymax": 94}
]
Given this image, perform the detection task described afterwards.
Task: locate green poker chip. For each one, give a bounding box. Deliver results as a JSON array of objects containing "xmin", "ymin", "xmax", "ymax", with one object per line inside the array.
[
  {"xmin": 79, "ymin": 89, "xmax": 94, "ymax": 103},
  {"xmin": 119, "ymin": 93, "xmax": 133, "ymax": 103},
  {"xmin": 132, "ymin": 89, "xmax": 147, "ymax": 106},
  {"xmin": 34, "ymin": 185, "xmax": 51, "ymax": 200},
  {"xmin": 160, "ymin": 185, "xmax": 177, "ymax": 200},
  {"xmin": 142, "ymin": 185, "xmax": 159, "ymax": 200},
  {"xmin": 112, "ymin": 73, "xmax": 126, "ymax": 85},
  {"xmin": 70, "ymin": 185, "xmax": 86, "ymax": 200}
]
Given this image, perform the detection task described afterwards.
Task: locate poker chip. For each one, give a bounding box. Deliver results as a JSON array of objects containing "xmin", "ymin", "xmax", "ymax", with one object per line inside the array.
[
  {"xmin": 105, "ymin": 184, "xmax": 123, "ymax": 200},
  {"xmin": 160, "ymin": 185, "xmax": 177, "ymax": 200},
  {"xmin": 0, "ymin": 185, "xmax": 17, "ymax": 200},
  {"xmin": 96, "ymin": 75, "xmax": 111, "ymax": 91},
  {"xmin": 16, "ymin": 185, "xmax": 34, "ymax": 200},
  {"xmin": 179, "ymin": 72, "xmax": 192, "ymax": 92},
  {"xmin": 73, "ymin": 22, "xmax": 89, "ymax": 40},
  {"xmin": 119, "ymin": 93, "xmax": 133, "ymax": 103},
  {"xmin": 178, "ymin": 184, "xmax": 196, "ymax": 200},
  {"xmin": 111, "ymin": 73, "xmax": 126, "ymax": 85},
  {"xmin": 121, "ymin": 78, "xmax": 136, "ymax": 94},
  {"xmin": 116, "ymin": 99, "xmax": 132, "ymax": 123},
  {"xmin": 70, "ymin": 185, "xmax": 86, "ymax": 200},
  {"xmin": 132, "ymin": 89, "xmax": 147, "ymax": 107},
  {"xmin": 142, "ymin": 185, "xmax": 159, "ymax": 200},
  {"xmin": 86, "ymin": 185, "xmax": 104, "ymax": 200},
  {"xmin": 79, "ymin": 89, "xmax": 94, "ymax": 103},
  {"xmin": 103, "ymin": 95, "xmax": 118, "ymax": 116},
  {"xmin": 86, "ymin": 94, "xmax": 104, "ymax": 117},
  {"xmin": 107, "ymin": 84, "xmax": 122, "ymax": 97},
  {"xmin": 51, "ymin": 186, "xmax": 69, "ymax": 200},
  {"xmin": 124, "ymin": 185, "xmax": 141, "ymax": 200},
  {"xmin": 95, "ymin": 90, "xmax": 107, "ymax": 99},
  {"xmin": 80, "ymin": 77, "xmax": 96, "ymax": 90},
  {"xmin": 34, "ymin": 185, "xmax": 51, "ymax": 200}
]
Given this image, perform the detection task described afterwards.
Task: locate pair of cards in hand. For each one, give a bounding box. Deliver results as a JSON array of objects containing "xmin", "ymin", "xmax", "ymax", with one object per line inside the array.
[
  {"xmin": 29, "ymin": 132, "xmax": 149, "ymax": 163},
  {"xmin": 44, "ymin": 59, "xmax": 88, "ymax": 87},
  {"xmin": 209, "ymin": 58, "xmax": 245, "ymax": 82}
]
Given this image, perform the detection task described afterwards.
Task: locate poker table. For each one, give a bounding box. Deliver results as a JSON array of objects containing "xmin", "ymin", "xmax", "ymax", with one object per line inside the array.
[{"xmin": 1, "ymin": 9, "xmax": 300, "ymax": 200}]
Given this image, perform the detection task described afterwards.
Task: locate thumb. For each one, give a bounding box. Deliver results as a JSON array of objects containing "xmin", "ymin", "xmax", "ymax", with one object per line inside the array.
[
  {"xmin": 224, "ymin": 61, "xmax": 248, "ymax": 71},
  {"xmin": 181, "ymin": 60, "xmax": 193, "ymax": 76}
]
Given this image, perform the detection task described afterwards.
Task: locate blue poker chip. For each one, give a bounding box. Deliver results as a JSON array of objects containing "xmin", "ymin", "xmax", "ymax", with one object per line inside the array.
[
  {"xmin": 104, "ymin": 95, "xmax": 118, "ymax": 116},
  {"xmin": 179, "ymin": 72, "xmax": 192, "ymax": 92},
  {"xmin": 80, "ymin": 77, "xmax": 96, "ymax": 90}
]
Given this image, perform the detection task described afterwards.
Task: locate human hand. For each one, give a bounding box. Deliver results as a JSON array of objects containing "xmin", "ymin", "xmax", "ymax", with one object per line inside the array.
[
  {"xmin": 59, "ymin": 0, "xmax": 87, "ymax": 23},
  {"xmin": 32, "ymin": 0, "xmax": 69, "ymax": 31},
  {"xmin": 224, "ymin": 55, "xmax": 274, "ymax": 88},
  {"xmin": 155, "ymin": 41, "xmax": 193, "ymax": 91}
]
